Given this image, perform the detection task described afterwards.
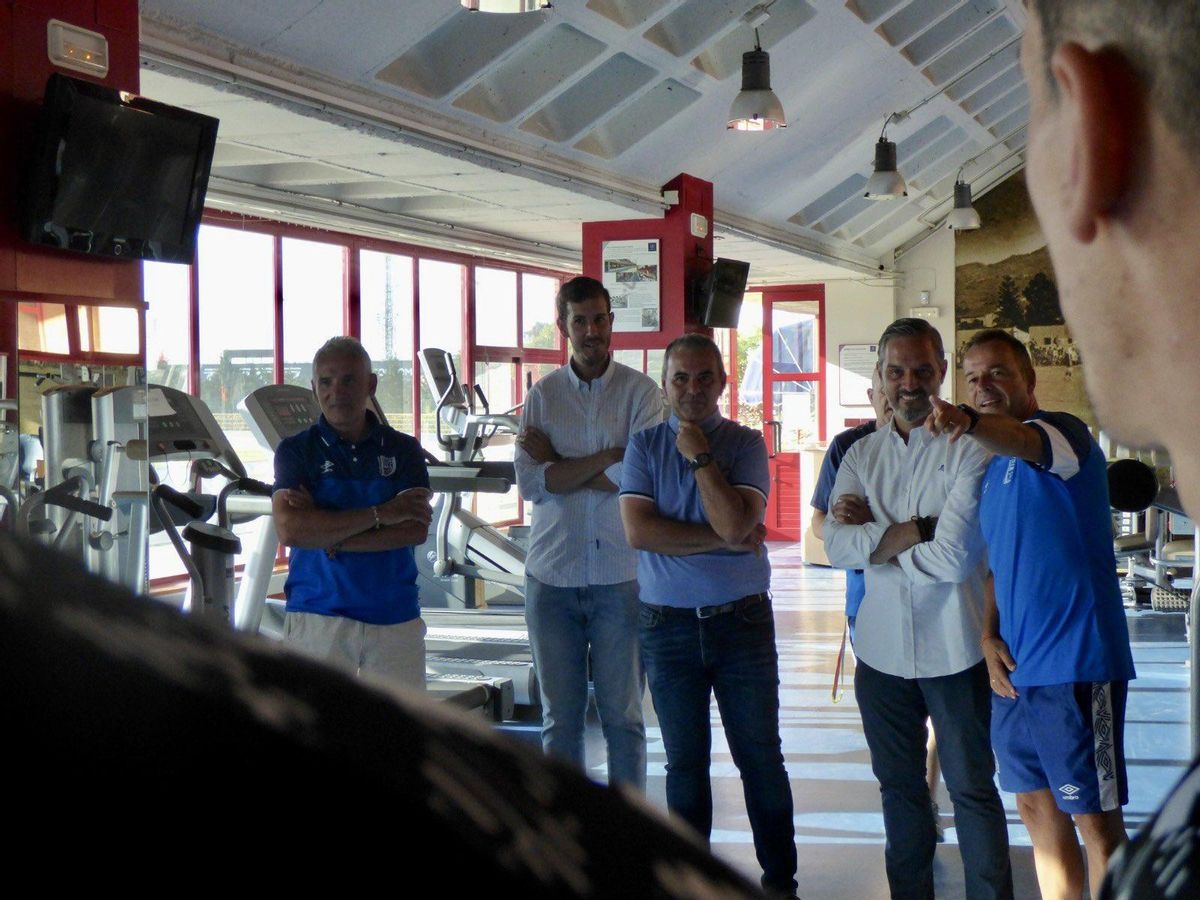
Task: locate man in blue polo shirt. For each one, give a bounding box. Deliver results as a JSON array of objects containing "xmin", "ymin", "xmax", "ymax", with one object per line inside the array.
[
  {"xmin": 273, "ymin": 336, "xmax": 433, "ymax": 690},
  {"xmin": 927, "ymin": 329, "xmax": 1136, "ymax": 900},
  {"xmin": 620, "ymin": 333, "xmax": 797, "ymax": 899}
]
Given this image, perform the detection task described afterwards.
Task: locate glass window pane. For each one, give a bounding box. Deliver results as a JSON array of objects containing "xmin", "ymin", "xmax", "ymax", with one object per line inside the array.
[
  {"xmin": 196, "ymin": 225, "xmax": 275, "ymax": 477},
  {"xmin": 360, "ymin": 250, "xmax": 415, "ymax": 433},
  {"xmin": 474, "ymin": 267, "xmax": 517, "ymax": 347},
  {"xmin": 735, "ymin": 292, "xmax": 763, "ymax": 430},
  {"xmin": 145, "ymin": 260, "xmax": 191, "ymax": 391},
  {"xmin": 472, "ymin": 361, "xmax": 519, "ymax": 524},
  {"xmin": 771, "ymin": 300, "xmax": 819, "ymax": 375},
  {"xmin": 714, "ymin": 328, "xmax": 733, "ymax": 418},
  {"xmin": 522, "ymin": 361, "xmax": 559, "ymax": 390},
  {"xmin": 418, "ymin": 259, "xmax": 465, "ymax": 457},
  {"xmin": 772, "ymin": 382, "xmax": 819, "ymax": 451},
  {"xmin": 522, "ymin": 273, "xmax": 559, "ymax": 349},
  {"xmin": 282, "ymin": 237, "xmax": 345, "ymax": 387},
  {"xmin": 612, "ymin": 349, "xmax": 642, "ymax": 372},
  {"xmin": 647, "ymin": 348, "xmax": 666, "ymax": 385},
  {"xmin": 77, "ymin": 305, "xmax": 140, "ymax": 356},
  {"xmin": 18, "ymin": 302, "xmax": 70, "ymax": 354}
]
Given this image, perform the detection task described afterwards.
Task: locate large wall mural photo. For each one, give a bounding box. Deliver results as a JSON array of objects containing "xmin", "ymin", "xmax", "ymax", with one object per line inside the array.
[{"xmin": 954, "ymin": 172, "xmax": 1095, "ymax": 426}]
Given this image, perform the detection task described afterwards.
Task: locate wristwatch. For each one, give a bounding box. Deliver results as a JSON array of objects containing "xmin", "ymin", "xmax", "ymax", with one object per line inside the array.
[
  {"xmin": 956, "ymin": 403, "xmax": 980, "ymax": 435},
  {"xmin": 688, "ymin": 452, "xmax": 714, "ymax": 471}
]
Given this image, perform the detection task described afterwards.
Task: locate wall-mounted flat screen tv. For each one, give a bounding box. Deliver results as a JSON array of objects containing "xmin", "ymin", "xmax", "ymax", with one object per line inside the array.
[
  {"xmin": 699, "ymin": 258, "xmax": 751, "ymax": 328},
  {"xmin": 21, "ymin": 73, "xmax": 219, "ymax": 263}
]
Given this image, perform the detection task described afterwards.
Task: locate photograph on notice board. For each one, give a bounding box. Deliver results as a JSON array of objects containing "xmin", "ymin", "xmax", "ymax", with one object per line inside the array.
[{"xmin": 602, "ymin": 239, "xmax": 660, "ymax": 332}]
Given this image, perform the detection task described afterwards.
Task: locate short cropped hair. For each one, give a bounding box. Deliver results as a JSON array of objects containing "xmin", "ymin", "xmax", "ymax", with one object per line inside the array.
[
  {"xmin": 556, "ymin": 276, "xmax": 611, "ymax": 324},
  {"xmin": 661, "ymin": 333, "xmax": 726, "ymax": 384},
  {"xmin": 961, "ymin": 328, "xmax": 1036, "ymax": 383},
  {"xmin": 1027, "ymin": 0, "xmax": 1200, "ymax": 154},
  {"xmin": 313, "ymin": 336, "xmax": 372, "ymax": 373},
  {"xmin": 877, "ymin": 318, "xmax": 944, "ymax": 364}
]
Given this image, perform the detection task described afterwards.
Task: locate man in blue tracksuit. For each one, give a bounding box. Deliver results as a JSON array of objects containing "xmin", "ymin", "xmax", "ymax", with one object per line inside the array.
[{"xmin": 928, "ymin": 329, "xmax": 1135, "ymax": 900}]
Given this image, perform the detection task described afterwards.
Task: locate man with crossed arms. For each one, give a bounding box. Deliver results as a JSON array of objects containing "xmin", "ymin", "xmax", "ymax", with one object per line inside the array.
[{"xmin": 823, "ymin": 317, "xmax": 1011, "ymax": 900}]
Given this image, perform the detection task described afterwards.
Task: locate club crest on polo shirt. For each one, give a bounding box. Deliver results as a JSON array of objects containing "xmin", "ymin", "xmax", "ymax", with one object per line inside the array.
[
  {"xmin": 379, "ymin": 455, "xmax": 397, "ymax": 477},
  {"xmin": 319, "ymin": 459, "xmax": 335, "ymax": 476}
]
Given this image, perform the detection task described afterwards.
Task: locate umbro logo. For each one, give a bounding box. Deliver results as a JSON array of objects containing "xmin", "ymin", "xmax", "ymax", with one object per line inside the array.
[
  {"xmin": 319, "ymin": 460, "xmax": 335, "ymax": 475},
  {"xmin": 1058, "ymin": 784, "xmax": 1081, "ymax": 799}
]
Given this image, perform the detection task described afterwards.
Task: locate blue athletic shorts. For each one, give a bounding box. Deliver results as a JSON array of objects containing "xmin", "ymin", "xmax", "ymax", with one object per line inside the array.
[{"xmin": 992, "ymin": 680, "xmax": 1129, "ymax": 813}]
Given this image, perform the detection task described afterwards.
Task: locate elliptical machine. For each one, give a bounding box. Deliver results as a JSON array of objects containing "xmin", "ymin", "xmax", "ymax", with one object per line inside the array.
[
  {"xmin": 417, "ymin": 347, "xmax": 526, "ymax": 610},
  {"xmin": 146, "ymin": 385, "xmax": 274, "ymax": 626}
]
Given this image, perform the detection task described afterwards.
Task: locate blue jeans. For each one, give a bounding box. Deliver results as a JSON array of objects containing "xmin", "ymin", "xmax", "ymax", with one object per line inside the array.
[
  {"xmin": 856, "ymin": 659, "xmax": 1013, "ymax": 900},
  {"xmin": 525, "ymin": 576, "xmax": 646, "ymax": 790},
  {"xmin": 639, "ymin": 594, "xmax": 797, "ymax": 896}
]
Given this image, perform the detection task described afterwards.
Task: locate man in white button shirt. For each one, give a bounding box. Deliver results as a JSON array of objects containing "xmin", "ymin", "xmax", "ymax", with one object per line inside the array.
[
  {"xmin": 514, "ymin": 275, "xmax": 663, "ymax": 789},
  {"xmin": 824, "ymin": 317, "xmax": 1013, "ymax": 899}
]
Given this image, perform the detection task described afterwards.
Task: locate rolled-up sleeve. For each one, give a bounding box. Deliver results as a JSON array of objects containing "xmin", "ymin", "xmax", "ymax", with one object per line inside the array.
[
  {"xmin": 823, "ymin": 444, "xmax": 888, "ymax": 568},
  {"xmin": 895, "ymin": 443, "xmax": 988, "ymax": 585},
  {"xmin": 514, "ymin": 388, "xmax": 551, "ymax": 504}
]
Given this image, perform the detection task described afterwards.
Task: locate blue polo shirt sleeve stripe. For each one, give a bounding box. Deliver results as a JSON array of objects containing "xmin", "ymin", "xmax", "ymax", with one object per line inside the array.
[
  {"xmin": 1028, "ymin": 411, "xmax": 1090, "ymax": 480},
  {"xmin": 732, "ymin": 482, "xmax": 768, "ymax": 503}
]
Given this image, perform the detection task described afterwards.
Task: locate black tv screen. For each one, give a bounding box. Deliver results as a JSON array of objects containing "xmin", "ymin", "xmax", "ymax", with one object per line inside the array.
[
  {"xmin": 701, "ymin": 258, "xmax": 751, "ymax": 328},
  {"xmin": 22, "ymin": 73, "xmax": 219, "ymax": 263}
]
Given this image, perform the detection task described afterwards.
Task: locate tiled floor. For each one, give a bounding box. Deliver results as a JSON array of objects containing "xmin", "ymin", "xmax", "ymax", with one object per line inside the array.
[{"xmin": 579, "ymin": 542, "xmax": 1192, "ymax": 898}]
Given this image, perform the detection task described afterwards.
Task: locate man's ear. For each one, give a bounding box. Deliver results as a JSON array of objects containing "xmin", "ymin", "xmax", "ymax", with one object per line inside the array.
[
  {"xmin": 368, "ymin": 372, "xmax": 379, "ymax": 397},
  {"xmin": 1050, "ymin": 43, "xmax": 1141, "ymax": 242}
]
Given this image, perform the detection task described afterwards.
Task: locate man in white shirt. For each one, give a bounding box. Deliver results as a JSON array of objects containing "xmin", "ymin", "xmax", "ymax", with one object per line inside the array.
[
  {"xmin": 514, "ymin": 275, "xmax": 663, "ymax": 789},
  {"xmin": 824, "ymin": 318, "xmax": 1012, "ymax": 899}
]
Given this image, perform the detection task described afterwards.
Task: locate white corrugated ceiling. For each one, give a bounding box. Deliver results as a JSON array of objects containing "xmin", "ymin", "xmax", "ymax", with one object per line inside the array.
[{"xmin": 137, "ymin": 0, "xmax": 1029, "ymax": 282}]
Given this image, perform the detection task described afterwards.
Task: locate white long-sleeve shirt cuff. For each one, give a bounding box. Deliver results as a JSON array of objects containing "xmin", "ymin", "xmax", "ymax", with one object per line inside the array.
[
  {"xmin": 515, "ymin": 456, "xmax": 551, "ymax": 504},
  {"xmin": 824, "ymin": 519, "xmax": 888, "ymax": 569}
]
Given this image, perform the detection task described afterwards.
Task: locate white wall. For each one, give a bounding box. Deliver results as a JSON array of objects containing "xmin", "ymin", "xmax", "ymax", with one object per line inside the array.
[
  {"xmin": 893, "ymin": 227, "xmax": 958, "ymax": 401},
  {"xmin": 823, "ymin": 278, "xmax": 896, "ymax": 434}
]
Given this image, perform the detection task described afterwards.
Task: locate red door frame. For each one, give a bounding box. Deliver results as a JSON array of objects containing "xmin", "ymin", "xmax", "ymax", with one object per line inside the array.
[{"xmin": 760, "ymin": 285, "xmax": 826, "ymax": 541}]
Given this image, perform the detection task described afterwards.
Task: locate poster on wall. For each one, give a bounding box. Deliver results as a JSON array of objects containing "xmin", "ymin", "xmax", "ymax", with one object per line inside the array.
[
  {"xmin": 839, "ymin": 344, "xmax": 878, "ymax": 406},
  {"xmin": 954, "ymin": 172, "xmax": 1095, "ymax": 426},
  {"xmin": 602, "ymin": 239, "xmax": 660, "ymax": 332}
]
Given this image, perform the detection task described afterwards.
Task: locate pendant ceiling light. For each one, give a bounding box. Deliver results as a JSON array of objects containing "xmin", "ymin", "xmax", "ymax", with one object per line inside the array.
[
  {"xmin": 945, "ymin": 179, "xmax": 981, "ymax": 230},
  {"xmin": 461, "ymin": 0, "xmax": 550, "ymax": 11},
  {"xmin": 864, "ymin": 114, "xmax": 906, "ymax": 199},
  {"xmin": 727, "ymin": 29, "xmax": 786, "ymax": 132}
]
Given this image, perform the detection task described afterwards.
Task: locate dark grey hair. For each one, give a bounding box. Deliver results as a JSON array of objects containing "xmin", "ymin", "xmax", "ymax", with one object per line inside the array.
[
  {"xmin": 661, "ymin": 333, "xmax": 726, "ymax": 383},
  {"xmin": 877, "ymin": 318, "xmax": 945, "ymax": 364}
]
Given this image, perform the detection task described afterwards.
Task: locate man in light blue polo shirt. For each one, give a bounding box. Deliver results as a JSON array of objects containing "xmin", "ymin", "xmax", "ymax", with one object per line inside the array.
[
  {"xmin": 620, "ymin": 333, "xmax": 797, "ymax": 899},
  {"xmin": 515, "ymin": 275, "xmax": 663, "ymax": 789}
]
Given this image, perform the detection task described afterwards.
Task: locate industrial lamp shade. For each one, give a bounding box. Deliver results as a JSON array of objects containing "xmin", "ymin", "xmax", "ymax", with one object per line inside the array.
[
  {"xmin": 728, "ymin": 49, "xmax": 786, "ymax": 131},
  {"xmin": 864, "ymin": 138, "xmax": 907, "ymax": 199},
  {"xmin": 946, "ymin": 180, "xmax": 981, "ymax": 230},
  {"xmin": 461, "ymin": 0, "xmax": 550, "ymax": 11}
]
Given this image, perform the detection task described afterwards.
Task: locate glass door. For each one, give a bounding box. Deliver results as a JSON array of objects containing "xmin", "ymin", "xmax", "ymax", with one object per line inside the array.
[{"xmin": 761, "ymin": 288, "xmax": 824, "ymax": 541}]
